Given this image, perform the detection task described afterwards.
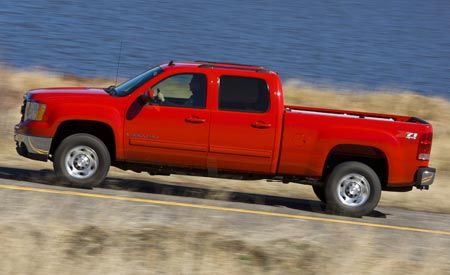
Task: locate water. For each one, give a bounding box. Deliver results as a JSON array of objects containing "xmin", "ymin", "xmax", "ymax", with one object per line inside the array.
[{"xmin": 0, "ymin": 0, "xmax": 449, "ymax": 97}]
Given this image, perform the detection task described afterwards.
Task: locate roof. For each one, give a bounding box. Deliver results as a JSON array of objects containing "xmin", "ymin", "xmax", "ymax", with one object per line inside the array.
[{"xmin": 163, "ymin": 60, "xmax": 273, "ymax": 73}]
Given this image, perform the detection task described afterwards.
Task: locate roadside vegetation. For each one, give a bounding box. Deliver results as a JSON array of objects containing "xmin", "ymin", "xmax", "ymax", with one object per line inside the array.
[{"xmin": 1, "ymin": 222, "xmax": 448, "ymax": 275}]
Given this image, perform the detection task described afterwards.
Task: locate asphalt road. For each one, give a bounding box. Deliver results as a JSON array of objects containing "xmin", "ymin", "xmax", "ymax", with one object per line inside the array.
[
  {"xmin": 1, "ymin": 166, "xmax": 450, "ymax": 237},
  {"xmin": 0, "ymin": 166, "xmax": 450, "ymax": 274}
]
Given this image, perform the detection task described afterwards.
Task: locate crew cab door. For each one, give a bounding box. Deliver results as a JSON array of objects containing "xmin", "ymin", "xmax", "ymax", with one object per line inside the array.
[
  {"xmin": 124, "ymin": 73, "xmax": 210, "ymax": 168},
  {"xmin": 208, "ymin": 74, "xmax": 278, "ymax": 173}
]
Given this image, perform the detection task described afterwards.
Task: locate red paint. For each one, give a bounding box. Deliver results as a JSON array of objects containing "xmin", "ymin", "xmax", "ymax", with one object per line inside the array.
[{"xmin": 15, "ymin": 61, "xmax": 433, "ymax": 187}]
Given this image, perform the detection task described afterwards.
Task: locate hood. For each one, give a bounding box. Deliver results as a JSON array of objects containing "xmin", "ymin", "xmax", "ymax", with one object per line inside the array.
[{"xmin": 28, "ymin": 87, "xmax": 109, "ymax": 97}]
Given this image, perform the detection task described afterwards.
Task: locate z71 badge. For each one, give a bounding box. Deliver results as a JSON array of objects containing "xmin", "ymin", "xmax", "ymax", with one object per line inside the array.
[
  {"xmin": 395, "ymin": 131, "xmax": 418, "ymax": 140},
  {"xmin": 406, "ymin": 132, "xmax": 418, "ymax": 140}
]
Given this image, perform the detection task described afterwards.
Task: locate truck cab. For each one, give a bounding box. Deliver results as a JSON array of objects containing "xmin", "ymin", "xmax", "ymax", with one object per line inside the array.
[{"xmin": 122, "ymin": 62, "xmax": 284, "ymax": 175}]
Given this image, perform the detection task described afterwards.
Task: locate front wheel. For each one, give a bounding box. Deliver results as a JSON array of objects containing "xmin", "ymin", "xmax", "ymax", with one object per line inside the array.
[
  {"xmin": 54, "ymin": 134, "xmax": 110, "ymax": 188},
  {"xmin": 325, "ymin": 161, "xmax": 381, "ymax": 217}
]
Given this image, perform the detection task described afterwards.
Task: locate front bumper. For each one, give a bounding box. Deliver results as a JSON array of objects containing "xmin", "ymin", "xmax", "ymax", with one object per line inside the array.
[
  {"xmin": 14, "ymin": 133, "xmax": 52, "ymax": 161},
  {"xmin": 415, "ymin": 167, "xmax": 436, "ymax": 190}
]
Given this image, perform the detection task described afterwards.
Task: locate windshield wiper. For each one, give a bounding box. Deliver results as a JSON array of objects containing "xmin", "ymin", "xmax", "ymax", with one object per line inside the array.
[{"xmin": 104, "ymin": 85, "xmax": 117, "ymax": 96}]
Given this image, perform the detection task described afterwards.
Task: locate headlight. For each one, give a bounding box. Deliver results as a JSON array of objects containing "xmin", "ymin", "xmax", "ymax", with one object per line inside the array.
[{"xmin": 24, "ymin": 102, "xmax": 47, "ymax": 121}]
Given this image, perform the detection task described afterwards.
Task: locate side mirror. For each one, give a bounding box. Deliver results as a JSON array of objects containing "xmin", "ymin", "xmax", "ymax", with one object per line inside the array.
[
  {"xmin": 147, "ymin": 88, "xmax": 156, "ymax": 99},
  {"xmin": 139, "ymin": 88, "xmax": 156, "ymax": 105}
]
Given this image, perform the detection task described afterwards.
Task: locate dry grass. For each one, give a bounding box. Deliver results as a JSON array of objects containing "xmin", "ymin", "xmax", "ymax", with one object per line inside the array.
[
  {"xmin": 0, "ymin": 194, "xmax": 449, "ymax": 275},
  {"xmin": 0, "ymin": 220, "xmax": 448, "ymax": 275},
  {"xmin": 0, "ymin": 224, "xmax": 325, "ymax": 275}
]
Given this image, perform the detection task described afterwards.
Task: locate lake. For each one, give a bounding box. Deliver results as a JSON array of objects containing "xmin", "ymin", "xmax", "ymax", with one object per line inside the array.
[{"xmin": 0, "ymin": 0, "xmax": 448, "ymax": 97}]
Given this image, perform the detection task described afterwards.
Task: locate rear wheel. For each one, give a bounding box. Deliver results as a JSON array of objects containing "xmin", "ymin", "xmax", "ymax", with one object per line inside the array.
[
  {"xmin": 54, "ymin": 134, "xmax": 110, "ymax": 188},
  {"xmin": 325, "ymin": 161, "xmax": 381, "ymax": 217}
]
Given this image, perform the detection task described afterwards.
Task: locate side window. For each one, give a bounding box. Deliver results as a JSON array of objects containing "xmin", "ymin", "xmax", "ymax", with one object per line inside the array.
[
  {"xmin": 152, "ymin": 73, "xmax": 207, "ymax": 108},
  {"xmin": 219, "ymin": 76, "xmax": 269, "ymax": 112}
]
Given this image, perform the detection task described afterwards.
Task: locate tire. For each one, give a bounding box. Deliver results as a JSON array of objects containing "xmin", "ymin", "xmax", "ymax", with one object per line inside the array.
[
  {"xmin": 54, "ymin": 133, "xmax": 110, "ymax": 188},
  {"xmin": 324, "ymin": 161, "xmax": 381, "ymax": 217},
  {"xmin": 312, "ymin": 185, "xmax": 326, "ymax": 203}
]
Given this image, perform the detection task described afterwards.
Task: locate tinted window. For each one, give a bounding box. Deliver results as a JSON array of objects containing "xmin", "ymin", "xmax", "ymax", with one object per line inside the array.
[
  {"xmin": 152, "ymin": 73, "xmax": 207, "ymax": 108},
  {"xmin": 219, "ymin": 76, "xmax": 269, "ymax": 112}
]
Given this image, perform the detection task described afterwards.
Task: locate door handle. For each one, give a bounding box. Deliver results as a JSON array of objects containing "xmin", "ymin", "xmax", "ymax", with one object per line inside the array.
[
  {"xmin": 251, "ymin": 121, "xmax": 272, "ymax": 129},
  {"xmin": 185, "ymin": 116, "xmax": 206, "ymax": 124}
]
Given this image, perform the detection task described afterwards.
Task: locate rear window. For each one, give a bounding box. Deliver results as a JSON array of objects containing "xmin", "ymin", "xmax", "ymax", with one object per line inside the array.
[{"xmin": 219, "ymin": 76, "xmax": 269, "ymax": 112}]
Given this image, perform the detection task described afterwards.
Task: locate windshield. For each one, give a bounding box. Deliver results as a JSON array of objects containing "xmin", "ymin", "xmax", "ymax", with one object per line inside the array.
[{"xmin": 112, "ymin": 66, "xmax": 164, "ymax": 96}]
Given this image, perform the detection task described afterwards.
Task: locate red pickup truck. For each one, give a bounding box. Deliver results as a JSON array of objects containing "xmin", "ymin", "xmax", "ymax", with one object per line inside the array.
[{"xmin": 14, "ymin": 61, "xmax": 435, "ymax": 216}]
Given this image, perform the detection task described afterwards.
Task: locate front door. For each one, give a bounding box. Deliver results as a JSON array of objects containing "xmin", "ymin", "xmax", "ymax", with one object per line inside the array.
[{"xmin": 124, "ymin": 73, "xmax": 210, "ymax": 168}]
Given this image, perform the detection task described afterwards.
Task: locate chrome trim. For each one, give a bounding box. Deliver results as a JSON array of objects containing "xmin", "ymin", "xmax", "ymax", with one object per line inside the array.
[
  {"xmin": 415, "ymin": 167, "xmax": 436, "ymax": 187},
  {"xmin": 14, "ymin": 134, "xmax": 52, "ymax": 155},
  {"xmin": 336, "ymin": 173, "xmax": 371, "ymax": 207},
  {"xmin": 64, "ymin": 145, "xmax": 99, "ymax": 179}
]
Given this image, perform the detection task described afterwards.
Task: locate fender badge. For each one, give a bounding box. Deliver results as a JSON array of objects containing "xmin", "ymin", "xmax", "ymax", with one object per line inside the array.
[{"xmin": 406, "ymin": 132, "xmax": 418, "ymax": 140}]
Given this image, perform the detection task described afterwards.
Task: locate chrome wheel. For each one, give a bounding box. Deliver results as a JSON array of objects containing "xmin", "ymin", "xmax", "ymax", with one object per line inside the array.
[
  {"xmin": 64, "ymin": 145, "xmax": 98, "ymax": 179},
  {"xmin": 336, "ymin": 173, "xmax": 371, "ymax": 207}
]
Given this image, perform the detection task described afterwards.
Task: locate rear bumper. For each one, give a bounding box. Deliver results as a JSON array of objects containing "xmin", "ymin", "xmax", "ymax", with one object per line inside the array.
[
  {"xmin": 14, "ymin": 133, "xmax": 52, "ymax": 161},
  {"xmin": 415, "ymin": 167, "xmax": 436, "ymax": 189}
]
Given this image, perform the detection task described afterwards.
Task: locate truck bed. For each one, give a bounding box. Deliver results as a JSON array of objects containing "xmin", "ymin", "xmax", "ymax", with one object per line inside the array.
[{"xmin": 278, "ymin": 105, "xmax": 432, "ymax": 185}]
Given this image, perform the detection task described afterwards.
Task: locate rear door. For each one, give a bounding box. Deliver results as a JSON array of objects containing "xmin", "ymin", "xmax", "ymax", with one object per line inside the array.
[{"xmin": 208, "ymin": 74, "xmax": 278, "ymax": 173}]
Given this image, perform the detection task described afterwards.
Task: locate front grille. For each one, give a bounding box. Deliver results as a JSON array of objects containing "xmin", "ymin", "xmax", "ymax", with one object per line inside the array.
[{"xmin": 20, "ymin": 99, "xmax": 27, "ymax": 122}]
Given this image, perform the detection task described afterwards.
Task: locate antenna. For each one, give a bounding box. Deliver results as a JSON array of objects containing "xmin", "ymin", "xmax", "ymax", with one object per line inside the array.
[{"xmin": 115, "ymin": 41, "xmax": 123, "ymax": 86}]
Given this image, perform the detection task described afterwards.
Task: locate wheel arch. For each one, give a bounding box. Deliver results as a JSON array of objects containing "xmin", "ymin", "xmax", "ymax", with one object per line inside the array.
[
  {"xmin": 322, "ymin": 144, "xmax": 389, "ymax": 187},
  {"xmin": 49, "ymin": 120, "xmax": 116, "ymax": 162}
]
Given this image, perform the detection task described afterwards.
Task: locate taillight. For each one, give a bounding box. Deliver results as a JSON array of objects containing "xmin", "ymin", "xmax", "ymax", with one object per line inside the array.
[{"xmin": 417, "ymin": 132, "xmax": 432, "ymax": 160}]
